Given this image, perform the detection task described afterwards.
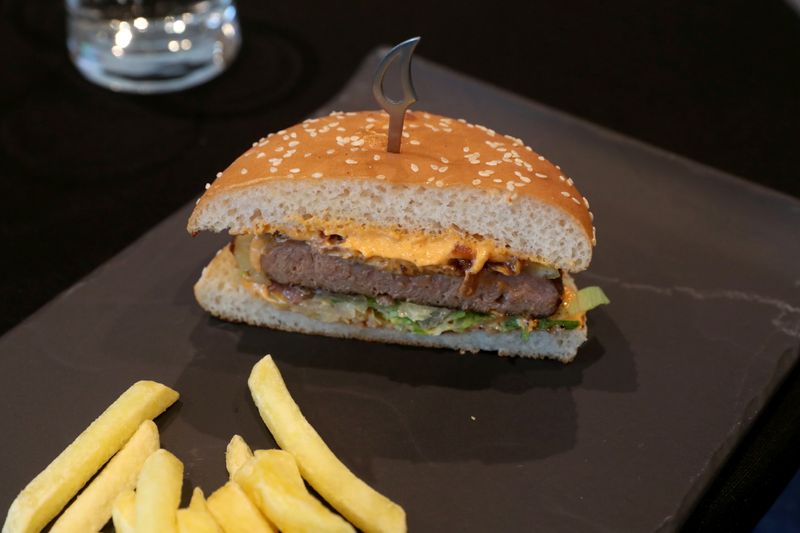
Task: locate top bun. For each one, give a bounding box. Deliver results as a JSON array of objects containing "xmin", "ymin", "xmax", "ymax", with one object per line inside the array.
[{"xmin": 189, "ymin": 110, "xmax": 595, "ymax": 272}]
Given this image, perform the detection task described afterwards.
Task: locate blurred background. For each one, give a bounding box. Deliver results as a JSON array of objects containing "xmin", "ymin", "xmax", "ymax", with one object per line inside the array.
[{"xmin": 1, "ymin": 1, "xmax": 798, "ymax": 530}]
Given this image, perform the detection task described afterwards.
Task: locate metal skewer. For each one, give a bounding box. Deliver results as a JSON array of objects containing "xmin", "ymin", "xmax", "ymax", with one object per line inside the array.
[{"xmin": 372, "ymin": 37, "xmax": 421, "ymax": 153}]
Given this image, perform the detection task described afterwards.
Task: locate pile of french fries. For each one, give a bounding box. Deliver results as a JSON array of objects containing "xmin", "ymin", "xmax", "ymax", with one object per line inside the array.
[{"xmin": 2, "ymin": 355, "xmax": 406, "ymax": 533}]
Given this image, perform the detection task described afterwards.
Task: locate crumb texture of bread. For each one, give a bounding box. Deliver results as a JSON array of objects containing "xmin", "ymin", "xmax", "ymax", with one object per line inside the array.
[
  {"xmin": 194, "ymin": 246, "xmax": 587, "ymax": 362},
  {"xmin": 188, "ymin": 110, "xmax": 594, "ymax": 272}
]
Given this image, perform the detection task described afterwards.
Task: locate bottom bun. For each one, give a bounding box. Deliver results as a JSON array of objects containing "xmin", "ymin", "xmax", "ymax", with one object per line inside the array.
[{"xmin": 194, "ymin": 246, "xmax": 587, "ymax": 362}]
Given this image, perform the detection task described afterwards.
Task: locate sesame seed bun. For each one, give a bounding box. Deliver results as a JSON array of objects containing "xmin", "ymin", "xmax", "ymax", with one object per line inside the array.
[{"xmin": 188, "ymin": 110, "xmax": 595, "ymax": 272}]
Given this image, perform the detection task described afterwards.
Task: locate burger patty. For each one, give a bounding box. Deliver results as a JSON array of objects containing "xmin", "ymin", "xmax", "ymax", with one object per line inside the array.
[{"xmin": 259, "ymin": 240, "xmax": 562, "ymax": 317}]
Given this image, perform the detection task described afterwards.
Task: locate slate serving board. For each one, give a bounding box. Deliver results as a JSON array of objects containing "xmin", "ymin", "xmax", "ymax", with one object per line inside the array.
[{"xmin": 2, "ymin": 49, "xmax": 799, "ymax": 532}]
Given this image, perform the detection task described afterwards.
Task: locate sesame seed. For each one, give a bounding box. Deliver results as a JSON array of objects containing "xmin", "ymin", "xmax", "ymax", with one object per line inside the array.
[
  {"xmin": 336, "ymin": 127, "xmax": 346, "ymax": 131},
  {"xmin": 410, "ymin": 163, "xmax": 419, "ymax": 173},
  {"xmin": 304, "ymin": 153, "xmax": 312, "ymax": 158},
  {"xmin": 506, "ymin": 182, "xmax": 515, "ymax": 191},
  {"xmin": 535, "ymin": 172, "xmax": 548, "ymax": 178},
  {"xmin": 256, "ymin": 152, "xmax": 266, "ymax": 159},
  {"xmin": 426, "ymin": 177, "xmax": 435, "ymax": 183},
  {"xmin": 204, "ymin": 182, "xmax": 210, "ymax": 189},
  {"xmin": 402, "ymin": 132, "xmax": 410, "ymax": 138},
  {"xmin": 486, "ymin": 160, "xmax": 499, "ymax": 166},
  {"xmin": 270, "ymin": 167, "xmax": 277, "ymax": 173},
  {"xmin": 478, "ymin": 170, "xmax": 494, "ymax": 177},
  {"xmin": 558, "ymin": 175, "xmax": 565, "ymax": 181},
  {"xmin": 560, "ymin": 191, "xmax": 570, "ymax": 197},
  {"xmin": 345, "ymin": 159, "xmax": 358, "ymax": 165},
  {"xmin": 277, "ymin": 129, "xmax": 287, "ymax": 135},
  {"xmin": 312, "ymin": 172, "xmax": 323, "ymax": 178},
  {"xmin": 240, "ymin": 168, "xmax": 248, "ymax": 175},
  {"xmin": 590, "ymin": 211, "xmax": 595, "ymax": 221},
  {"xmin": 326, "ymin": 149, "xmax": 335, "ymax": 155},
  {"xmin": 216, "ymin": 172, "xmax": 222, "ymax": 178},
  {"xmin": 440, "ymin": 157, "xmax": 449, "ymax": 164},
  {"xmin": 409, "ymin": 139, "xmax": 421, "ymax": 145},
  {"xmin": 469, "ymin": 160, "xmax": 480, "ymax": 165},
  {"xmin": 583, "ymin": 197, "xmax": 590, "ymax": 209},
  {"xmin": 472, "ymin": 179, "xmax": 481, "ymax": 185},
  {"xmin": 282, "ymin": 135, "xmax": 290, "ymax": 141},
  {"xmin": 538, "ymin": 155, "xmax": 545, "ymax": 161},
  {"xmin": 373, "ymin": 154, "xmax": 381, "ymax": 161},
  {"xmin": 519, "ymin": 176, "xmax": 531, "ymax": 183},
  {"xmin": 290, "ymin": 132, "xmax": 297, "ymax": 139},
  {"xmin": 463, "ymin": 147, "xmax": 470, "ymax": 152},
  {"xmin": 376, "ymin": 174, "xmax": 386, "ymax": 180},
  {"xmin": 493, "ymin": 178, "xmax": 502, "ymax": 183},
  {"xmin": 435, "ymin": 179, "xmax": 444, "ymax": 187},
  {"xmin": 439, "ymin": 166, "xmax": 448, "ymax": 173},
  {"xmin": 275, "ymin": 147, "xmax": 284, "ymax": 152},
  {"xmin": 431, "ymin": 164, "xmax": 439, "ymax": 171},
  {"xmin": 566, "ymin": 177, "xmax": 574, "ymax": 186},
  {"xmin": 288, "ymin": 141, "xmax": 299, "ymax": 147},
  {"xmin": 252, "ymin": 142, "xmax": 258, "ymax": 147},
  {"xmin": 290, "ymin": 168, "xmax": 300, "ymax": 173},
  {"xmin": 571, "ymin": 197, "xmax": 580, "ymax": 205},
  {"xmin": 366, "ymin": 117, "xmax": 376, "ymax": 122}
]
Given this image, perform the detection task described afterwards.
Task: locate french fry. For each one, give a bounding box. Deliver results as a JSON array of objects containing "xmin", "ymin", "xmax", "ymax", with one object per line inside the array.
[
  {"xmin": 2, "ymin": 380, "xmax": 178, "ymax": 533},
  {"xmin": 177, "ymin": 488, "xmax": 223, "ymax": 533},
  {"xmin": 234, "ymin": 450, "xmax": 354, "ymax": 533},
  {"xmin": 248, "ymin": 355, "xmax": 406, "ymax": 533},
  {"xmin": 135, "ymin": 449, "xmax": 183, "ymax": 533},
  {"xmin": 225, "ymin": 435, "xmax": 254, "ymax": 478},
  {"xmin": 49, "ymin": 420, "xmax": 159, "ymax": 533},
  {"xmin": 111, "ymin": 490, "xmax": 136, "ymax": 533},
  {"xmin": 206, "ymin": 482, "xmax": 275, "ymax": 533}
]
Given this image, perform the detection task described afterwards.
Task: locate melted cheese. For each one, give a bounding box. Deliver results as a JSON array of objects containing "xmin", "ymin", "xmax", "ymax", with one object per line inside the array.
[
  {"xmin": 333, "ymin": 227, "xmax": 501, "ymax": 273},
  {"xmin": 273, "ymin": 222, "xmax": 509, "ymax": 274}
]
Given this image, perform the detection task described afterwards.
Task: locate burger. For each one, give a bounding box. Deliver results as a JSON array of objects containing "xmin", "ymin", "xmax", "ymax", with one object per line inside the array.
[{"xmin": 188, "ymin": 110, "xmax": 608, "ymax": 362}]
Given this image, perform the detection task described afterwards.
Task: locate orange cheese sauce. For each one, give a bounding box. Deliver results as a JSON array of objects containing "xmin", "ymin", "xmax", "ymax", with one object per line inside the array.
[{"xmin": 256, "ymin": 221, "xmax": 511, "ymax": 274}]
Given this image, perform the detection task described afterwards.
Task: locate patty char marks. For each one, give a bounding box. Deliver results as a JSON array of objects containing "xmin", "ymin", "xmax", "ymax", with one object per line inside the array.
[{"xmin": 259, "ymin": 239, "xmax": 562, "ymax": 317}]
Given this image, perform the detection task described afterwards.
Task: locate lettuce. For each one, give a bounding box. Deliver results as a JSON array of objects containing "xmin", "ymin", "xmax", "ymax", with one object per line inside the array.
[
  {"xmin": 368, "ymin": 299, "xmax": 494, "ymax": 335},
  {"xmin": 566, "ymin": 286, "xmax": 610, "ymax": 316}
]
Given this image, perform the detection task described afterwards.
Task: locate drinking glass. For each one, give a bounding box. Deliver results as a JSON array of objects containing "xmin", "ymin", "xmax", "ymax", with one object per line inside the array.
[{"xmin": 66, "ymin": 0, "xmax": 242, "ymax": 93}]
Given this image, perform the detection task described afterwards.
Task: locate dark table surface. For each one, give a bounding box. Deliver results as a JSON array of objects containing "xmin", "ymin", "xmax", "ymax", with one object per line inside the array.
[{"xmin": 1, "ymin": 1, "xmax": 798, "ymax": 530}]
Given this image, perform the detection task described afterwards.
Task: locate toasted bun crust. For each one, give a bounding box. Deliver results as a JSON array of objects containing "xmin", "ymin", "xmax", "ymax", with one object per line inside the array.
[
  {"xmin": 189, "ymin": 110, "xmax": 595, "ymax": 272},
  {"xmin": 194, "ymin": 246, "xmax": 588, "ymax": 362}
]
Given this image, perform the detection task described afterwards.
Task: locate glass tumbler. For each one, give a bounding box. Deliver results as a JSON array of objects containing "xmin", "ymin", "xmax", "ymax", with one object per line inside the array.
[{"xmin": 66, "ymin": 0, "xmax": 242, "ymax": 94}]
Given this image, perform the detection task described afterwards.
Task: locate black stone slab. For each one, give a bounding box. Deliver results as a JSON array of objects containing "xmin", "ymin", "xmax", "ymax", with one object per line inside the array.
[{"xmin": 1, "ymin": 49, "xmax": 798, "ymax": 532}]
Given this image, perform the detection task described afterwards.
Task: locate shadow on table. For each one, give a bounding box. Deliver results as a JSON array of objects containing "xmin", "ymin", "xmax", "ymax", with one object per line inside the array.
[{"xmin": 173, "ymin": 305, "xmax": 635, "ymax": 476}]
